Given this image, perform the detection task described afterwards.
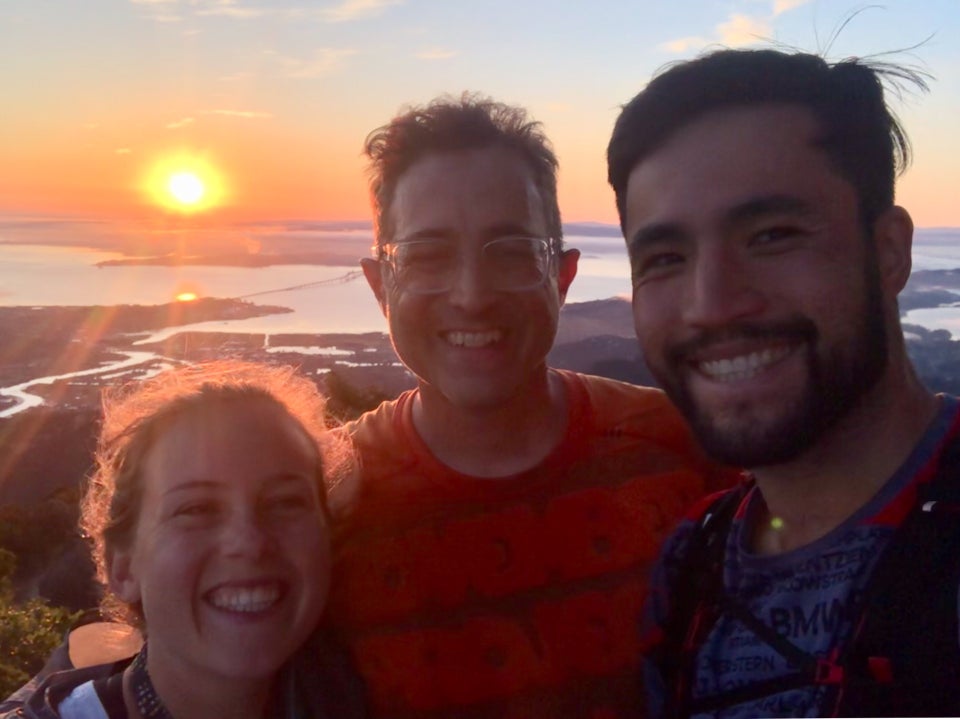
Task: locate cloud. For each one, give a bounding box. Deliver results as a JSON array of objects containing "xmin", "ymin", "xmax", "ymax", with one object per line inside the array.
[
  {"xmin": 268, "ymin": 48, "xmax": 357, "ymax": 78},
  {"xmin": 196, "ymin": 5, "xmax": 266, "ymax": 18},
  {"xmin": 659, "ymin": 36, "xmax": 709, "ymax": 53},
  {"xmin": 201, "ymin": 109, "xmax": 273, "ymax": 119},
  {"xmin": 717, "ymin": 13, "xmax": 771, "ymax": 46},
  {"xmin": 129, "ymin": 0, "xmax": 177, "ymax": 4},
  {"xmin": 773, "ymin": 0, "xmax": 810, "ymax": 16},
  {"xmin": 415, "ymin": 48, "xmax": 457, "ymax": 60},
  {"xmin": 320, "ymin": 0, "xmax": 402, "ymax": 23},
  {"xmin": 166, "ymin": 117, "xmax": 195, "ymax": 129},
  {"xmin": 115, "ymin": 148, "xmax": 133, "ymax": 155},
  {"xmin": 660, "ymin": 11, "xmax": 772, "ymax": 53}
]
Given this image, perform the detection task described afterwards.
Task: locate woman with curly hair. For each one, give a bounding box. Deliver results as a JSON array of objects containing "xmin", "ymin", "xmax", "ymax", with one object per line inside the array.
[{"xmin": 5, "ymin": 361, "xmax": 364, "ymax": 719}]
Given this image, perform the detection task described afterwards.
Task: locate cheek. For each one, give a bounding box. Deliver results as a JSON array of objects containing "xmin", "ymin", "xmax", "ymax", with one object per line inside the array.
[
  {"xmin": 289, "ymin": 525, "xmax": 333, "ymax": 606},
  {"xmin": 631, "ymin": 289, "xmax": 665, "ymax": 339},
  {"xmin": 385, "ymin": 289, "xmax": 428, "ymax": 329},
  {"xmin": 287, "ymin": 519, "xmax": 332, "ymax": 567}
]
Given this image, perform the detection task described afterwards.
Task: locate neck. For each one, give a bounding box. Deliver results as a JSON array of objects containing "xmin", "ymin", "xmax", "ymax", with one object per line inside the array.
[
  {"xmin": 126, "ymin": 644, "xmax": 274, "ymax": 719},
  {"xmin": 750, "ymin": 364, "xmax": 938, "ymax": 555},
  {"xmin": 412, "ymin": 368, "xmax": 569, "ymax": 477}
]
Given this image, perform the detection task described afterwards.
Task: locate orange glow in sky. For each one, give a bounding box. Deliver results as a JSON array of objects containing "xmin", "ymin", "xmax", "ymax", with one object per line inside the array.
[
  {"xmin": 1, "ymin": 1, "xmax": 957, "ymax": 228},
  {"xmin": 143, "ymin": 154, "xmax": 227, "ymax": 215}
]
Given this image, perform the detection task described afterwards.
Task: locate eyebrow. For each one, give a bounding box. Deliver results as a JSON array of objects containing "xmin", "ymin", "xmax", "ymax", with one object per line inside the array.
[
  {"xmin": 162, "ymin": 473, "xmax": 312, "ymax": 497},
  {"xmin": 628, "ymin": 194, "xmax": 816, "ymax": 251},
  {"xmin": 396, "ymin": 222, "xmax": 539, "ymax": 244},
  {"xmin": 725, "ymin": 195, "xmax": 815, "ymax": 225},
  {"xmin": 162, "ymin": 480, "xmax": 221, "ymax": 498}
]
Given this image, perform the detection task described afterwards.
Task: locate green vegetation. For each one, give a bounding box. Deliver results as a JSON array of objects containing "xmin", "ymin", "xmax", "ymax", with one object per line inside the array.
[
  {"xmin": 0, "ymin": 549, "xmax": 78, "ymax": 699},
  {"xmin": 323, "ymin": 369, "xmax": 392, "ymax": 422}
]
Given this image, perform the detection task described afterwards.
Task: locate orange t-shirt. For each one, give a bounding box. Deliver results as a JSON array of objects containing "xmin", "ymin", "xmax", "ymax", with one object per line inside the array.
[{"xmin": 325, "ymin": 370, "xmax": 735, "ymax": 718}]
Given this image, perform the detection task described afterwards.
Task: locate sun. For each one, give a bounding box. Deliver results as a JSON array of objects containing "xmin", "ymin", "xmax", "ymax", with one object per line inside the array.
[
  {"xmin": 168, "ymin": 172, "xmax": 206, "ymax": 206},
  {"xmin": 144, "ymin": 153, "xmax": 227, "ymax": 214}
]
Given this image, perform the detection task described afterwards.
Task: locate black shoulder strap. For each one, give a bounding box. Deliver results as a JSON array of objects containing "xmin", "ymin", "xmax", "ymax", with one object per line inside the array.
[
  {"xmin": 656, "ymin": 483, "xmax": 752, "ymax": 719},
  {"xmin": 92, "ymin": 668, "xmax": 128, "ymax": 718},
  {"xmin": 833, "ymin": 428, "xmax": 960, "ymax": 717},
  {"xmin": 661, "ymin": 416, "xmax": 960, "ymax": 719}
]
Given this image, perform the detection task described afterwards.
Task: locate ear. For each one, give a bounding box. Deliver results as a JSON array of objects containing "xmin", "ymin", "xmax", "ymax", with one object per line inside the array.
[
  {"xmin": 360, "ymin": 258, "xmax": 389, "ymax": 316},
  {"xmin": 872, "ymin": 206, "xmax": 913, "ymax": 296},
  {"xmin": 107, "ymin": 547, "xmax": 142, "ymax": 605},
  {"xmin": 556, "ymin": 248, "xmax": 580, "ymax": 304}
]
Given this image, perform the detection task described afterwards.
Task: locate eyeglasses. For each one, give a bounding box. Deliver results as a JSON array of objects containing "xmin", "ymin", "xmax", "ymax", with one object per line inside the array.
[{"xmin": 375, "ymin": 236, "xmax": 559, "ymax": 294}]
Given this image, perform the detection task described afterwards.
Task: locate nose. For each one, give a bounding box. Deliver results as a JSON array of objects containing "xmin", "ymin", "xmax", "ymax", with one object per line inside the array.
[
  {"xmin": 446, "ymin": 253, "xmax": 497, "ymax": 311},
  {"xmin": 221, "ymin": 509, "xmax": 273, "ymax": 559},
  {"xmin": 681, "ymin": 250, "xmax": 766, "ymax": 329}
]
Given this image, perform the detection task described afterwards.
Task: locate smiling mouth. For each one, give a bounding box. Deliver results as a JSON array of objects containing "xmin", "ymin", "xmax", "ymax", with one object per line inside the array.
[
  {"xmin": 696, "ymin": 345, "xmax": 798, "ymax": 382},
  {"xmin": 442, "ymin": 329, "xmax": 503, "ymax": 348},
  {"xmin": 205, "ymin": 582, "xmax": 283, "ymax": 613}
]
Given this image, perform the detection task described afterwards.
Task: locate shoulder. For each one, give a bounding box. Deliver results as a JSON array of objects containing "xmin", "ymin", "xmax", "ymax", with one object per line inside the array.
[
  {"xmin": 341, "ymin": 392, "xmax": 416, "ymax": 466},
  {"xmin": 564, "ymin": 371, "xmax": 691, "ymax": 436},
  {"xmin": 657, "ymin": 483, "xmax": 752, "ymax": 577},
  {"xmin": 1, "ymin": 663, "xmax": 126, "ymax": 719},
  {"xmin": 563, "ymin": 370, "xmax": 670, "ymax": 412},
  {"xmin": 342, "ymin": 394, "xmax": 404, "ymax": 445},
  {"xmin": 328, "ymin": 392, "xmax": 416, "ymax": 521},
  {"xmin": 562, "ymin": 370, "xmax": 740, "ymax": 490}
]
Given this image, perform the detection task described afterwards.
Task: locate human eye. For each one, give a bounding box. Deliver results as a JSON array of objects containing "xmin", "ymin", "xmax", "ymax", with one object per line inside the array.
[
  {"xmin": 398, "ymin": 241, "xmax": 453, "ymax": 268},
  {"xmin": 171, "ymin": 500, "xmax": 219, "ymax": 523},
  {"xmin": 494, "ymin": 236, "xmax": 541, "ymax": 254},
  {"xmin": 262, "ymin": 488, "xmax": 315, "ymax": 516},
  {"xmin": 749, "ymin": 225, "xmax": 805, "ymax": 251},
  {"xmin": 488, "ymin": 237, "xmax": 543, "ymax": 266},
  {"xmin": 630, "ymin": 249, "xmax": 686, "ymax": 284}
]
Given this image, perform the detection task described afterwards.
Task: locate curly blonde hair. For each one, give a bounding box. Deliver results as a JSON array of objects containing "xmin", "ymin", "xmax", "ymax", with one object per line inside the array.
[{"xmin": 80, "ymin": 360, "xmax": 350, "ymax": 627}]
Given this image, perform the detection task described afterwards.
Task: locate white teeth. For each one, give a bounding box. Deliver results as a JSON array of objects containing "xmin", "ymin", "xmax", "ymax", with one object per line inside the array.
[
  {"xmin": 698, "ymin": 346, "xmax": 794, "ymax": 382},
  {"xmin": 206, "ymin": 584, "xmax": 280, "ymax": 613},
  {"xmin": 444, "ymin": 330, "xmax": 502, "ymax": 348}
]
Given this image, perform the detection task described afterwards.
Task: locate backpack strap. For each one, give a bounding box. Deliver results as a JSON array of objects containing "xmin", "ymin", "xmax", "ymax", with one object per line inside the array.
[
  {"xmin": 91, "ymin": 664, "xmax": 129, "ymax": 718},
  {"xmin": 659, "ymin": 407, "xmax": 960, "ymax": 718},
  {"xmin": 829, "ymin": 427, "xmax": 960, "ymax": 717},
  {"xmin": 655, "ymin": 482, "xmax": 752, "ymax": 719}
]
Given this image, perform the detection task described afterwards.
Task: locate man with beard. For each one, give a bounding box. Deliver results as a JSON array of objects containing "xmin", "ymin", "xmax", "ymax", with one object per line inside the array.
[{"xmin": 607, "ymin": 50, "xmax": 960, "ymax": 717}]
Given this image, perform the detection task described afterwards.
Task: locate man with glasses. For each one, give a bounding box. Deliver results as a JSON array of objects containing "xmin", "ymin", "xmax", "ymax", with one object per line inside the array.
[{"xmin": 323, "ymin": 94, "xmax": 732, "ymax": 718}]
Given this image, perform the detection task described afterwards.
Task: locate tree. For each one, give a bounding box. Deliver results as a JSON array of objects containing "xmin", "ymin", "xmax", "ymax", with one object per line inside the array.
[{"xmin": 0, "ymin": 549, "xmax": 78, "ymax": 699}]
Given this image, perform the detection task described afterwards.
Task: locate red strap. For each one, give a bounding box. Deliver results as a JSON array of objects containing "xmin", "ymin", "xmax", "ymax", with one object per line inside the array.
[
  {"xmin": 814, "ymin": 648, "xmax": 845, "ymax": 685},
  {"xmin": 867, "ymin": 656, "xmax": 894, "ymax": 684}
]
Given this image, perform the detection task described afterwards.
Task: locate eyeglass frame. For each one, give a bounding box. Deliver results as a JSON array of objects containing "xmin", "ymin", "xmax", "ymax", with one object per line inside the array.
[{"xmin": 371, "ymin": 235, "xmax": 563, "ymax": 295}]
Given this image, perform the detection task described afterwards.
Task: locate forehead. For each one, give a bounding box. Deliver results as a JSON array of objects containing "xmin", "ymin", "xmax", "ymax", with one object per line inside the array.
[
  {"xmin": 141, "ymin": 398, "xmax": 317, "ymax": 492},
  {"xmin": 624, "ymin": 104, "xmax": 853, "ymax": 229},
  {"xmin": 389, "ymin": 146, "xmax": 547, "ymax": 241}
]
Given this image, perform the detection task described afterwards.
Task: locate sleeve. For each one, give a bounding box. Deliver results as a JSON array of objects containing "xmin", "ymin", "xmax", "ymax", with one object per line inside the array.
[{"xmin": 0, "ymin": 631, "xmax": 73, "ymax": 713}]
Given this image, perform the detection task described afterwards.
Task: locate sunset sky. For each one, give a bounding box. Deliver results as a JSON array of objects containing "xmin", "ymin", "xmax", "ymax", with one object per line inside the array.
[{"xmin": 2, "ymin": 0, "xmax": 958, "ymax": 228}]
